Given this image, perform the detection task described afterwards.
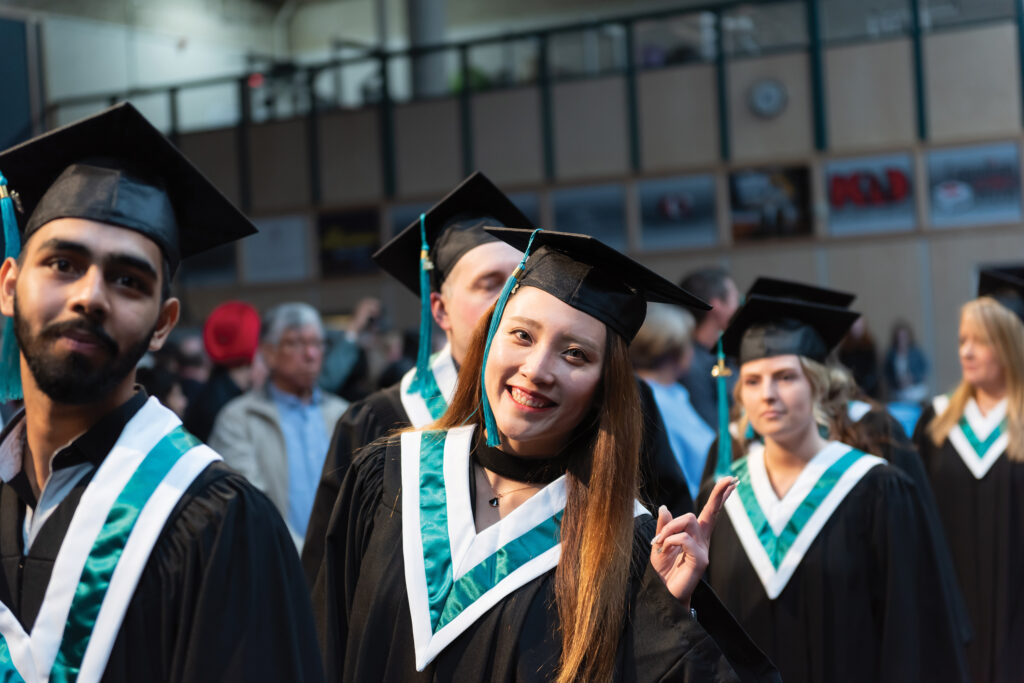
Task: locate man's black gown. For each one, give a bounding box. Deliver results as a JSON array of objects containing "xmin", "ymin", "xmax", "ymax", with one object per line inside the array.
[
  {"xmin": 913, "ymin": 404, "xmax": 1024, "ymax": 683},
  {"xmin": 302, "ymin": 379, "xmax": 695, "ymax": 585},
  {"xmin": 312, "ymin": 437, "xmax": 779, "ymax": 683},
  {"xmin": 699, "ymin": 457, "xmax": 968, "ymax": 683},
  {"xmin": 0, "ymin": 394, "xmax": 323, "ymax": 682}
]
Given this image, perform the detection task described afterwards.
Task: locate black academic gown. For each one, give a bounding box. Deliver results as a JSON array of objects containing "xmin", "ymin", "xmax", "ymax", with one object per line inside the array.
[
  {"xmin": 313, "ymin": 437, "xmax": 779, "ymax": 683},
  {"xmin": 0, "ymin": 395, "xmax": 323, "ymax": 683},
  {"xmin": 913, "ymin": 405, "xmax": 1024, "ymax": 683},
  {"xmin": 303, "ymin": 378, "xmax": 694, "ymax": 585},
  {"xmin": 701, "ymin": 407, "xmax": 973, "ymax": 646},
  {"xmin": 700, "ymin": 457, "xmax": 968, "ymax": 683}
]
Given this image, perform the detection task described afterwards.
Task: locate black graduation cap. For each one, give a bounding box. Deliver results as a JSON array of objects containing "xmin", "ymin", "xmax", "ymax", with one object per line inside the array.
[
  {"xmin": 484, "ymin": 228, "xmax": 710, "ymax": 341},
  {"xmin": 978, "ymin": 266, "xmax": 1024, "ymax": 321},
  {"xmin": 747, "ymin": 276, "xmax": 856, "ymax": 309},
  {"xmin": 373, "ymin": 172, "xmax": 533, "ymax": 294},
  {"xmin": 721, "ymin": 294, "xmax": 860, "ymax": 365},
  {"xmin": 0, "ymin": 102, "xmax": 257, "ymax": 274}
]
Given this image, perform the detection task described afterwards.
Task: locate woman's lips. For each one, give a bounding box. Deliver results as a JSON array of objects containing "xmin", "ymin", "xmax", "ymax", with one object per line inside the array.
[{"xmin": 508, "ymin": 386, "xmax": 555, "ymax": 410}]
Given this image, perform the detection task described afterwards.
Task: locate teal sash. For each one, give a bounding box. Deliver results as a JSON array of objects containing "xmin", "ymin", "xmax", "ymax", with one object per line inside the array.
[{"xmin": 957, "ymin": 415, "xmax": 1006, "ymax": 458}]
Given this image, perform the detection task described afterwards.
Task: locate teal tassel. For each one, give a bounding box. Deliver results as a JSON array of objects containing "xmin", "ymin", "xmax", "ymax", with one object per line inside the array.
[
  {"xmin": 0, "ymin": 171, "xmax": 22, "ymax": 401},
  {"xmin": 713, "ymin": 337, "xmax": 732, "ymax": 479},
  {"xmin": 480, "ymin": 228, "xmax": 542, "ymax": 447},
  {"xmin": 410, "ymin": 213, "xmax": 434, "ymax": 396}
]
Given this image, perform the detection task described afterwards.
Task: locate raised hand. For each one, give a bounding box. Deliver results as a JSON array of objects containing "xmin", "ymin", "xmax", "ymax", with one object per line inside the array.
[{"xmin": 649, "ymin": 476, "xmax": 738, "ymax": 608}]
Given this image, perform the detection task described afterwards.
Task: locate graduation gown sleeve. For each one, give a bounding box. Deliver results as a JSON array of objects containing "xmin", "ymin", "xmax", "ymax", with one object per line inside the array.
[
  {"xmin": 302, "ymin": 385, "xmax": 407, "ymax": 584},
  {"xmin": 103, "ymin": 462, "xmax": 324, "ymax": 683}
]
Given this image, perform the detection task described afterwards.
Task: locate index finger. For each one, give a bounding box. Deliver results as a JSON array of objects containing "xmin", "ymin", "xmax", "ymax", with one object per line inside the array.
[{"xmin": 697, "ymin": 476, "xmax": 738, "ymax": 534}]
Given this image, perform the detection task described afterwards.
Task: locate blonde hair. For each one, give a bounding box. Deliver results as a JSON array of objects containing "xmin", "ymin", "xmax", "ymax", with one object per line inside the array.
[
  {"xmin": 733, "ymin": 356, "xmax": 872, "ymax": 453},
  {"xmin": 629, "ymin": 303, "xmax": 695, "ymax": 370},
  {"xmin": 928, "ymin": 297, "xmax": 1024, "ymax": 461}
]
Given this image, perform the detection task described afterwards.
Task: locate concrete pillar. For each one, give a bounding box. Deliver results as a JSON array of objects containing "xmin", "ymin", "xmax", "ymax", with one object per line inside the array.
[{"xmin": 406, "ymin": 0, "xmax": 448, "ymax": 98}]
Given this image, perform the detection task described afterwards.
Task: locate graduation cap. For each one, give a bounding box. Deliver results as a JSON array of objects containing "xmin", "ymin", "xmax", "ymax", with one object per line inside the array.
[
  {"xmin": 0, "ymin": 102, "xmax": 257, "ymax": 400},
  {"xmin": 746, "ymin": 276, "xmax": 856, "ymax": 309},
  {"xmin": 0, "ymin": 102, "xmax": 256, "ymax": 273},
  {"xmin": 477, "ymin": 227, "xmax": 709, "ymax": 445},
  {"xmin": 721, "ymin": 294, "xmax": 860, "ymax": 365},
  {"xmin": 372, "ymin": 172, "xmax": 532, "ymax": 402},
  {"xmin": 977, "ymin": 266, "xmax": 1024, "ymax": 321}
]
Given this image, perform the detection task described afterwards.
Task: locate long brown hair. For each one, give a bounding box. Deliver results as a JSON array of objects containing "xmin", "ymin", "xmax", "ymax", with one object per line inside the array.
[
  {"xmin": 432, "ymin": 300, "xmax": 642, "ymax": 683},
  {"xmin": 928, "ymin": 297, "xmax": 1024, "ymax": 461}
]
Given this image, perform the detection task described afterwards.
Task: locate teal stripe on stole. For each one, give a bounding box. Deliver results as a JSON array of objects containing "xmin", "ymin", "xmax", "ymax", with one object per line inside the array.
[
  {"xmin": 733, "ymin": 448, "xmax": 864, "ymax": 570},
  {"xmin": 417, "ymin": 431, "xmax": 454, "ymax": 631},
  {"xmin": 435, "ymin": 511, "xmax": 562, "ymax": 631},
  {"xmin": 408, "ymin": 361, "xmax": 448, "ymax": 421},
  {"xmin": 0, "ymin": 636, "xmax": 26, "ymax": 682},
  {"xmin": 49, "ymin": 427, "xmax": 200, "ymax": 682},
  {"xmin": 958, "ymin": 417, "xmax": 1005, "ymax": 457}
]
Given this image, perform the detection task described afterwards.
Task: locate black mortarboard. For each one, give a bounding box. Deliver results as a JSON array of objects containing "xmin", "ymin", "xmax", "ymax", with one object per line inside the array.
[
  {"xmin": 485, "ymin": 228, "xmax": 710, "ymax": 341},
  {"xmin": 0, "ymin": 102, "xmax": 257, "ymax": 274},
  {"xmin": 978, "ymin": 266, "xmax": 1024, "ymax": 321},
  {"xmin": 747, "ymin": 277, "xmax": 856, "ymax": 308},
  {"xmin": 721, "ymin": 294, "xmax": 860, "ymax": 364},
  {"xmin": 373, "ymin": 172, "xmax": 533, "ymax": 294}
]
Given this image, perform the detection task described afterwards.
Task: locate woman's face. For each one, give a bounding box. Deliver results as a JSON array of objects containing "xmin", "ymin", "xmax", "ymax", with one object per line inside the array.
[
  {"xmin": 483, "ymin": 286, "xmax": 606, "ymax": 457},
  {"xmin": 959, "ymin": 312, "xmax": 1005, "ymax": 392},
  {"xmin": 739, "ymin": 354, "xmax": 816, "ymax": 443}
]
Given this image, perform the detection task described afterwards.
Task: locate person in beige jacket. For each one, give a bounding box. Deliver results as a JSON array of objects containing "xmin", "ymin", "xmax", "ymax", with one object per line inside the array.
[{"xmin": 210, "ymin": 302, "xmax": 348, "ymax": 548}]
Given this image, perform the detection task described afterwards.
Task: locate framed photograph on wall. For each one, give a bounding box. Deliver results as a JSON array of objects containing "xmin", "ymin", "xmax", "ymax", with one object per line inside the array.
[
  {"xmin": 638, "ymin": 174, "xmax": 718, "ymax": 250},
  {"xmin": 318, "ymin": 207, "xmax": 381, "ymax": 277},
  {"xmin": 729, "ymin": 166, "xmax": 812, "ymax": 242},
  {"xmin": 241, "ymin": 214, "xmax": 312, "ymax": 283},
  {"xmin": 826, "ymin": 153, "xmax": 916, "ymax": 236},
  {"xmin": 928, "ymin": 142, "xmax": 1022, "ymax": 228}
]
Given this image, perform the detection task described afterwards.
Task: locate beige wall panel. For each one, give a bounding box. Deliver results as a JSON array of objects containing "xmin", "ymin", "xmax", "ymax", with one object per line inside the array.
[
  {"xmin": 826, "ymin": 239, "xmax": 925, "ymax": 388},
  {"xmin": 728, "ymin": 244, "xmax": 820, "ymax": 292},
  {"xmin": 178, "ymin": 128, "xmax": 241, "ymax": 208},
  {"xmin": 825, "ymin": 40, "xmax": 915, "ymax": 151},
  {"xmin": 926, "ymin": 24, "xmax": 1021, "ymax": 142},
  {"xmin": 319, "ymin": 109, "xmax": 383, "ymax": 206},
  {"xmin": 634, "ymin": 251, "xmax": 730, "ymax": 287},
  {"xmin": 394, "ymin": 99, "xmax": 462, "ymax": 198},
  {"xmin": 929, "ymin": 228, "xmax": 1024, "ymax": 390},
  {"xmin": 728, "ymin": 53, "xmax": 813, "ymax": 163},
  {"xmin": 552, "ymin": 77, "xmax": 630, "ymax": 180},
  {"xmin": 471, "ymin": 88, "xmax": 545, "ymax": 187},
  {"xmin": 637, "ymin": 65, "xmax": 719, "ymax": 171},
  {"xmin": 249, "ymin": 119, "xmax": 311, "ymax": 213}
]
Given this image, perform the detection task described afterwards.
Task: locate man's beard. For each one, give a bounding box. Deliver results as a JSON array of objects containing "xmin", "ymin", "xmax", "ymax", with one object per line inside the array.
[{"xmin": 13, "ymin": 297, "xmax": 156, "ymax": 405}]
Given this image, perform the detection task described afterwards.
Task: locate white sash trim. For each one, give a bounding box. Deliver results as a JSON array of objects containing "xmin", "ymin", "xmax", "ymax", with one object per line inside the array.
[
  {"xmin": 401, "ymin": 426, "xmax": 644, "ymax": 670},
  {"xmin": 724, "ymin": 441, "xmax": 884, "ymax": 600},
  {"xmin": 934, "ymin": 395, "xmax": 1008, "ymax": 480},
  {"xmin": 399, "ymin": 344, "xmax": 458, "ymax": 428},
  {"xmin": 0, "ymin": 398, "xmax": 219, "ymax": 683}
]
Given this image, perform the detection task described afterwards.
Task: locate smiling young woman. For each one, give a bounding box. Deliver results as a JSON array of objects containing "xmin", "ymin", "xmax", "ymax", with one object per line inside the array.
[
  {"xmin": 699, "ymin": 291, "xmax": 968, "ymax": 683},
  {"xmin": 312, "ymin": 229, "xmax": 779, "ymax": 682},
  {"xmin": 913, "ymin": 279, "xmax": 1024, "ymax": 683}
]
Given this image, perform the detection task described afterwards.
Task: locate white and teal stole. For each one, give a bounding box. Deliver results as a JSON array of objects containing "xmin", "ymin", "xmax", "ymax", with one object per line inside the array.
[
  {"xmin": 400, "ymin": 344, "xmax": 458, "ymax": 428},
  {"xmin": 934, "ymin": 394, "xmax": 1008, "ymax": 480},
  {"xmin": 0, "ymin": 397, "xmax": 219, "ymax": 683},
  {"xmin": 722, "ymin": 441, "xmax": 884, "ymax": 600},
  {"xmin": 400, "ymin": 425, "xmax": 645, "ymax": 670}
]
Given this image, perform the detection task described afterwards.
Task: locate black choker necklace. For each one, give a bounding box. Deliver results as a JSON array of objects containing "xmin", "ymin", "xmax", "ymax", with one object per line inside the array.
[{"xmin": 474, "ymin": 439, "xmax": 572, "ymax": 485}]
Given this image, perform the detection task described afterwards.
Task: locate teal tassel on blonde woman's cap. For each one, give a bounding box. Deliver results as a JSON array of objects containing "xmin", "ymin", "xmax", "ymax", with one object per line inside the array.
[
  {"xmin": 713, "ymin": 336, "xmax": 732, "ymax": 479},
  {"xmin": 479, "ymin": 228, "xmax": 543, "ymax": 447},
  {"xmin": 0, "ymin": 171, "xmax": 22, "ymax": 401},
  {"xmin": 410, "ymin": 213, "xmax": 434, "ymax": 396}
]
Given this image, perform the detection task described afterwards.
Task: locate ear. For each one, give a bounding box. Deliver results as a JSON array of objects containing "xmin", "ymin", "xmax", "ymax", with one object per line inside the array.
[
  {"xmin": 0, "ymin": 257, "xmax": 19, "ymax": 318},
  {"xmin": 147, "ymin": 297, "xmax": 181, "ymax": 352},
  {"xmin": 430, "ymin": 291, "xmax": 452, "ymax": 332}
]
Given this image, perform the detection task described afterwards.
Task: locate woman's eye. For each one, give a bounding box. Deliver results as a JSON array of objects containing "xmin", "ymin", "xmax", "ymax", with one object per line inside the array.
[
  {"xmin": 510, "ymin": 329, "xmax": 530, "ymax": 342},
  {"xmin": 565, "ymin": 347, "xmax": 587, "ymax": 361}
]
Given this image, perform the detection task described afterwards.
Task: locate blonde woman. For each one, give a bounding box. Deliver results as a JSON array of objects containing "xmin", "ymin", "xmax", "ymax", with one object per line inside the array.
[
  {"xmin": 913, "ymin": 285, "xmax": 1024, "ymax": 683},
  {"xmin": 701, "ymin": 291, "xmax": 967, "ymax": 683}
]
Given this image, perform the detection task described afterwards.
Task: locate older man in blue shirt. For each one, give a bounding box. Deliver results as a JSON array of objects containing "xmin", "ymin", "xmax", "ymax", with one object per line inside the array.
[{"xmin": 211, "ymin": 303, "xmax": 348, "ymax": 547}]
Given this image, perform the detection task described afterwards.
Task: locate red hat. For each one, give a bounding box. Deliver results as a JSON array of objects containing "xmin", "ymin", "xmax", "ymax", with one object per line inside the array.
[{"xmin": 203, "ymin": 301, "xmax": 260, "ymax": 367}]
